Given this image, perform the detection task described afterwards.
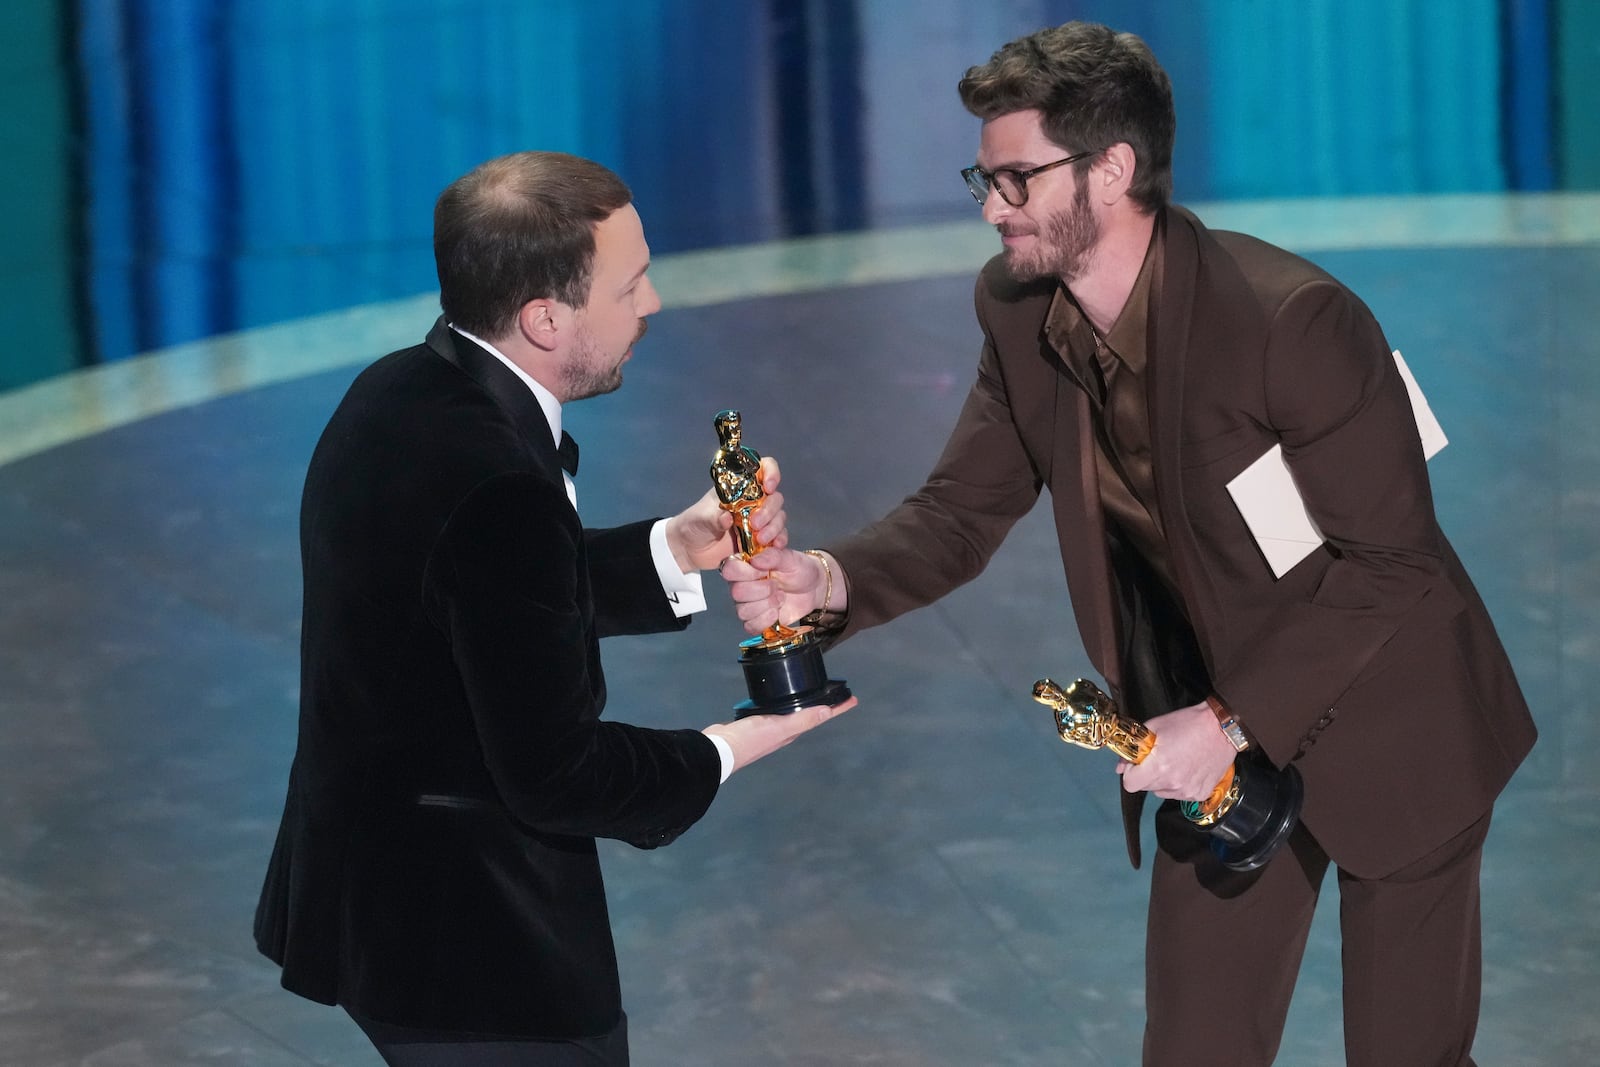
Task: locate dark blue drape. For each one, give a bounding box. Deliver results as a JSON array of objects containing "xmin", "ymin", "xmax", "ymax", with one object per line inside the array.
[{"xmin": 70, "ymin": 0, "xmax": 1559, "ymax": 365}]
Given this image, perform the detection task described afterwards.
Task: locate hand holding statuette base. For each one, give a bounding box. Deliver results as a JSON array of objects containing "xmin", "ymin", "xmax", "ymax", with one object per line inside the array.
[
  {"xmin": 1032, "ymin": 677, "xmax": 1302, "ymax": 871},
  {"xmin": 712, "ymin": 410, "xmax": 850, "ymax": 718}
]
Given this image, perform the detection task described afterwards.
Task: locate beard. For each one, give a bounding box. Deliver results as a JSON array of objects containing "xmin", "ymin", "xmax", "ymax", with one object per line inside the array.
[
  {"xmin": 1001, "ymin": 175, "xmax": 1099, "ymax": 283},
  {"xmin": 559, "ymin": 318, "xmax": 647, "ymax": 401}
]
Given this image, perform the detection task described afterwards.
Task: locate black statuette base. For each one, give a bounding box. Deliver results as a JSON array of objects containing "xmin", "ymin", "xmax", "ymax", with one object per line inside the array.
[
  {"xmin": 1207, "ymin": 754, "xmax": 1305, "ymax": 872},
  {"xmin": 733, "ymin": 635, "xmax": 851, "ymax": 719}
]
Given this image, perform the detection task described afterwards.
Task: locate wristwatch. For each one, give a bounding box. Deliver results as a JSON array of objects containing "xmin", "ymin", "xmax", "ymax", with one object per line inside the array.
[{"xmin": 1206, "ymin": 694, "xmax": 1251, "ymax": 751}]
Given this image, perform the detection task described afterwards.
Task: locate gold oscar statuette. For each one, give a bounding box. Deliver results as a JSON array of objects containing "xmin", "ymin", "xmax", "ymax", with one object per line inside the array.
[
  {"xmin": 1032, "ymin": 677, "xmax": 1302, "ymax": 871},
  {"xmin": 712, "ymin": 410, "xmax": 849, "ymax": 717}
]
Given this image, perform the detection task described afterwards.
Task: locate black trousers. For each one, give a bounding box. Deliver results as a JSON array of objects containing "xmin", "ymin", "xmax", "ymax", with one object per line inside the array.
[{"xmin": 346, "ymin": 1008, "xmax": 629, "ymax": 1067}]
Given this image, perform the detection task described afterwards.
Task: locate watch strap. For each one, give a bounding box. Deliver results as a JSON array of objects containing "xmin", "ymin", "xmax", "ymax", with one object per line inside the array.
[{"xmin": 1206, "ymin": 694, "xmax": 1251, "ymax": 752}]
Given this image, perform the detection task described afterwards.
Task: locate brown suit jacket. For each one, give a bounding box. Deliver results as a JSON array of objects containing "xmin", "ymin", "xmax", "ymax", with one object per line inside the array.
[{"xmin": 827, "ymin": 206, "xmax": 1535, "ymax": 879}]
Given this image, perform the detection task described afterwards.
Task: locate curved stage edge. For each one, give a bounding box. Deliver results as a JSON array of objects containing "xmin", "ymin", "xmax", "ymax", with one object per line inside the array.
[{"xmin": 1, "ymin": 194, "xmax": 1596, "ymax": 1065}]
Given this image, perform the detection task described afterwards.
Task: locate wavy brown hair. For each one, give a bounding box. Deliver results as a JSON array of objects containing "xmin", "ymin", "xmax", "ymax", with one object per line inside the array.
[{"xmin": 958, "ymin": 22, "xmax": 1174, "ymax": 213}]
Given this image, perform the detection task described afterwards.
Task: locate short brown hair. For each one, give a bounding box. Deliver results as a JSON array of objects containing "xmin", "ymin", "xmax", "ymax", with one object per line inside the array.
[
  {"xmin": 433, "ymin": 152, "xmax": 632, "ymax": 339},
  {"xmin": 958, "ymin": 22, "xmax": 1174, "ymax": 213}
]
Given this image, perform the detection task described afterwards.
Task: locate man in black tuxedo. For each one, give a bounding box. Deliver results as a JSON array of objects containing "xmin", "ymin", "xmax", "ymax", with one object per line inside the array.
[{"xmin": 254, "ymin": 151, "xmax": 854, "ymax": 1065}]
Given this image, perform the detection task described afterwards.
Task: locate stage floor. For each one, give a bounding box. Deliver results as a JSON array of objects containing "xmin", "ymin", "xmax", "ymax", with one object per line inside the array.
[{"xmin": 2, "ymin": 197, "xmax": 1597, "ymax": 1064}]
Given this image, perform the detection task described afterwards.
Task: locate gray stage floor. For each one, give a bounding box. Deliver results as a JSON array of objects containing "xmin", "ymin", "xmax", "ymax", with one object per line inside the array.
[{"xmin": 2, "ymin": 224, "xmax": 1597, "ymax": 1063}]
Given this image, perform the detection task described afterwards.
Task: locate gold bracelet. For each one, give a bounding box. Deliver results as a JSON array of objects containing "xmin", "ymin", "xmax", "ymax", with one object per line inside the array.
[{"xmin": 803, "ymin": 549, "xmax": 833, "ymax": 612}]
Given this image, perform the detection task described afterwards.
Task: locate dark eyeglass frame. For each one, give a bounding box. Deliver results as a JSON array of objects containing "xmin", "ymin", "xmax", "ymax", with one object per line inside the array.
[{"xmin": 961, "ymin": 148, "xmax": 1103, "ymax": 207}]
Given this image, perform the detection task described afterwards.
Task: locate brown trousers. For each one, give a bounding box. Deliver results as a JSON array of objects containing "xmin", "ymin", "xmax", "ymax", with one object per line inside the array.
[{"xmin": 1142, "ymin": 802, "xmax": 1490, "ymax": 1067}]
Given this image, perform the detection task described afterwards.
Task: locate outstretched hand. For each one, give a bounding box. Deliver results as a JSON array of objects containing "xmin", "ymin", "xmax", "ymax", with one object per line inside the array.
[
  {"xmin": 704, "ymin": 695, "xmax": 858, "ymax": 774},
  {"xmin": 664, "ymin": 457, "xmax": 788, "ymax": 572}
]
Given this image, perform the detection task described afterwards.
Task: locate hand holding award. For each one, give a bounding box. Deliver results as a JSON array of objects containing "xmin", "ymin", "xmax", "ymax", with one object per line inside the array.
[
  {"xmin": 711, "ymin": 410, "xmax": 850, "ymax": 718},
  {"xmin": 1033, "ymin": 677, "xmax": 1302, "ymax": 871}
]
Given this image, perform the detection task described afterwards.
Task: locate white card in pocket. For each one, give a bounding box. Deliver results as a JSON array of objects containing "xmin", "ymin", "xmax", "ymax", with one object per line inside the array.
[{"xmin": 1225, "ymin": 351, "xmax": 1447, "ymax": 578}]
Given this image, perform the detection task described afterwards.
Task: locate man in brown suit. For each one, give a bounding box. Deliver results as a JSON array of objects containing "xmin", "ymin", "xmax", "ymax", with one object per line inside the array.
[{"xmin": 723, "ymin": 21, "xmax": 1536, "ymax": 1067}]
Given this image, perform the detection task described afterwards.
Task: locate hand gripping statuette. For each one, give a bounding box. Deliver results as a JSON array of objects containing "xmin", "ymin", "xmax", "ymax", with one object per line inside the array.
[
  {"xmin": 711, "ymin": 410, "xmax": 849, "ymax": 718},
  {"xmin": 1032, "ymin": 677, "xmax": 1302, "ymax": 871}
]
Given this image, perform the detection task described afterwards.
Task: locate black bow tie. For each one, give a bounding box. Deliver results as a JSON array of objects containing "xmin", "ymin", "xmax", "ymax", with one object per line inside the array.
[{"xmin": 558, "ymin": 431, "xmax": 580, "ymax": 476}]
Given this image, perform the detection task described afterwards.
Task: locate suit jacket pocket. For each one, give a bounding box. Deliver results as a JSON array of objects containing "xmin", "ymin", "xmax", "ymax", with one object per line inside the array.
[{"xmin": 1338, "ymin": 580, "xmax": 1468, "ymax": 693}]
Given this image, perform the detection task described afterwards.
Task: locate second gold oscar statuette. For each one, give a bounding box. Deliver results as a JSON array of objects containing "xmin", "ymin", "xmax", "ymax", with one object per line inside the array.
[{"xmin": 1032, "ymin": 677, "xmax": 1301, "ymax": 871}]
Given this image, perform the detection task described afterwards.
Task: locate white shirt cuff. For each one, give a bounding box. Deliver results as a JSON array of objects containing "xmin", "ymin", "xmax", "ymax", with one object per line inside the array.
[
  {"xmin": 649, "ymin": 520, "xmax": 707, "ymax": 618},
  {"xmin": 705, "ymin": 732, "xmax": 735, "ymax": 784}
]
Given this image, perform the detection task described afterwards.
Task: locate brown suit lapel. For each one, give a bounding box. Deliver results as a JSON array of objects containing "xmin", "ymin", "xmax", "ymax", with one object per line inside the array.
[
  {"xmin": 1041, "ymin": 330, "xmax": 1152, "ymax": 867},
  {"xmin": 1147, "ymin": 208, "xmax": 1224, "ymax": 670},
  {"xmin": 1051, "ymin": 366, "xmax": 1123, "ymax": 695}
]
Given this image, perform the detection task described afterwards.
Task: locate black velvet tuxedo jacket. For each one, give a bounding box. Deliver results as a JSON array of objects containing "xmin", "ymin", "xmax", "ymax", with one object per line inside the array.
[
  {"xmin": 254, "ymin": 318, "xmax": 722, "ymax": 1038},
  {"xmin": 828, "ymin": 206, "xmax": 1535, "ymax": 879}
]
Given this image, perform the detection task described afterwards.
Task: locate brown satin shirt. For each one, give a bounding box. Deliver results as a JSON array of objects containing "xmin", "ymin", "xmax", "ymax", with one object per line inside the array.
[{"xmin": 1043, "ymin": 217, "xmax": 1184, "ymax": 607}]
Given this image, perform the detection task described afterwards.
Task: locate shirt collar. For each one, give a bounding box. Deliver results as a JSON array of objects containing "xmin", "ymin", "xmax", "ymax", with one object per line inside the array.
[
  {"xmin": 448, "ymin": 323, "xmax": 562, "ymax": 447},
  {"xmin": 1043, "ymin": 216, "xmax": 1162, "ymax": 376},
  {"xmin": 1102, "ymin": 222, "xmax": 1159, "ymax": 374}
]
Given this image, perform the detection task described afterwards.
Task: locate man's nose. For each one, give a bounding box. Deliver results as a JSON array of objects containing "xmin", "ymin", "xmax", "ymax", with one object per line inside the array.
[
  {"xmin": 638, "ymin": 276, "xmax": 662, "ymax": 317},
  {"xmin": 980, "ymin": 185, "xmax": 1012, "ymax": 225}
]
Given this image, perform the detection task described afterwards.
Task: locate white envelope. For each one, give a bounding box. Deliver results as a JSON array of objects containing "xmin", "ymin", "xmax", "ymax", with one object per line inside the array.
[{"xmin": 1225, "ymin": 351, "xmax": 1447, "ymax": 578}]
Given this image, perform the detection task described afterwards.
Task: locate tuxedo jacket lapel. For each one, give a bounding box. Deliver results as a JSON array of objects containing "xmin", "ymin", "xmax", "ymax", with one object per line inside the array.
[{"xmin": 424, "ymin": 318, "xmax": 566, "ymax": 477}]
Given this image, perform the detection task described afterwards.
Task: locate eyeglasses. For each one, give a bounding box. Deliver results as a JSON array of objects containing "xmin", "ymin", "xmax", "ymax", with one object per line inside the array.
[{"xmin": 961, "ymin": 149, "xmax": 1102, "ymax": 207}]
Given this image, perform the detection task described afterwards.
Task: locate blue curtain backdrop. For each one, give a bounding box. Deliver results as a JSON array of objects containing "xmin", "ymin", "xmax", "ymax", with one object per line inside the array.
[{"xmin": 55, "ymin": 0, "xmax": 1563, "ymax": 368}]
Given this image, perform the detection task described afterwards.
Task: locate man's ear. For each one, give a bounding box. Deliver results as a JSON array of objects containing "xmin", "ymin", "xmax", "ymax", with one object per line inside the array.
[
  {"xmin": 1096, "ymin": 143, "xmax": 1138, "ymax": 204},
  {"xmin": 517, "ymin": 299, "xmax": 570, "ymax": 353}
]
